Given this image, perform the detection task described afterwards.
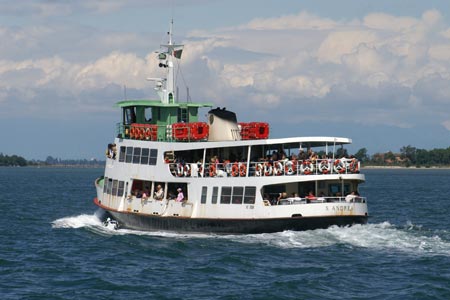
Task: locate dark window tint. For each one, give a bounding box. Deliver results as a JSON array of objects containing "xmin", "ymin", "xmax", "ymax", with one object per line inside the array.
[
  {"xmin": 112, "ymin": 180, "xmax": 118, "ymax": 196},
  {"xmin": 107, "ymin": 178, "xmax": 113, "ymax": 195},
  {"xmin": 133, "ymin": 147, "xmax": 141, "ymax": 164},
  {"xmin": 201, "ymin": 186, "xmax": 207, "ymax": 204},
  {"xmin": 212, "ymin": 187, "xmax": 218, "ymax": 204},
  {"xmin": 232, "ymin": 187, "xmax": 244, "ymax": 204},
  {"xmin": 149, "ymin": 149, "xmax": 158, "ymax": 165},
  {"xmin": 141, "ymin": 148, "xmax": 149, "ymax": 164},
  {"xmin": 125, "ymin": 147, "xmax": 133, "ymax": 163},
  {"xmin": 118, "ymin": 181, "xmax": 125, "ymax": 197},
  {"xmin": 103, "ymin": 177, "xmax": 108, "ymax": 193},
  {"xmin": 244, "ymin": 186, "xmax": 256, "ymax": 204},
  {"xmin": 119, "ymin": 146, "xmax": 126, "ymax": 162},
  {"xmin": 220, "ymin": 187, "xmax": 232, "ymax": 204}
]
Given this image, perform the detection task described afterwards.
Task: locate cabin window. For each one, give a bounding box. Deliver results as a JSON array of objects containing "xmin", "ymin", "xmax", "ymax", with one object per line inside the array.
[
  {"xmin": 149, "ymin": 149, "xmax": 158, "ymax": 165},
  {"xmin": 220, "ymin": 187, "xmax": 232, "ymax": 204},
  {"xmin": 107, "ymin": 178, "xmax": 113, "ymax": 195},
  {"xmin": 119, "ymin": 146, "xmax": 126, "ymax": 162},
  {"xmin": 232, "ymin": 187, "xmax": 244, "ymax": 204},
  {"xmin": 244, "ymin": 187, "xmax": 256, "ymax": 204},
  {"xmin": 125, "ymin": 147, "xmax": 133, "ymax": 163},
  {"xmin": 112, "ymin": 180, "xmax": 119, "ymax": 196},
  {"xmin": 133, "ymin": 147, "xmax": 141, "ymax": 164},
  {"xmin": 201, "ymin": 186, "xmax": 207, "ymax": 204},
  {"xmin": 103, "ymin": 177, "xmax": 108, "ymax": 193},
  {"xmin": 329, "ymin": 183, "xmax": 351, "ymax": 197},
  {"xmin": 140, "ymin": 148, "xmax": 150, "ymax": 164},
  {"xmin": 118, "ymin": 181, "xmax": 125, "ymax": 197},
  {"xmin": 212, "ymin": 187, "xmax": 218, "ymax": 204}
]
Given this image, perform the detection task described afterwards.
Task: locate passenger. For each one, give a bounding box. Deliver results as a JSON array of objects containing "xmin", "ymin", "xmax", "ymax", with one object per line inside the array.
[
  {"xmin": 277, "ymin": 192, "xmax": 287, "ymax": 205},
  {"xmin": 154, "ymin": 184, "xmax": 164, "ymax": 200},
  {"xmin": 298, "ymin": 150, "xmax": 307, "ymax": 161},
  {"xmin": 345, "ymin": 191, "xmax": 358, "ymax": 202},
  {"xmin": 306, "ymin": 191, "xmax": 317, "ymax": 201},
  {"xmin": 135, "ymin": 189, "xmax": 143, "ymax": 198},
  {"xmin": 176, "ymin": 188, "xmax": 184, "ymax": 202},
  {"xmin": 317, "ymin": 192, "xmax": 326, "ymax": 201}
]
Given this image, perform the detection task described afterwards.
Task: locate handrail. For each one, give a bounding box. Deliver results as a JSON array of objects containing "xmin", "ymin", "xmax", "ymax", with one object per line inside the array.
[{"xmin": 168, "ymin": 158, "xmax": 360, "ymax": 178}]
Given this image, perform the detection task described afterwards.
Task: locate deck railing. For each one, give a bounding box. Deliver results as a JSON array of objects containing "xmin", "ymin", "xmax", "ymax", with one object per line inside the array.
[{"xmin": 169, "ymin": 158, "xmax": 361, "ymax": 178}]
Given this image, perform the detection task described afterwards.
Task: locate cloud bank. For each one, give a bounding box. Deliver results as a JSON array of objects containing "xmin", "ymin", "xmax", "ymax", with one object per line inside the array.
[{"xmin": 1, "ymin": 8, "xmax": 450, "ymax": 135}]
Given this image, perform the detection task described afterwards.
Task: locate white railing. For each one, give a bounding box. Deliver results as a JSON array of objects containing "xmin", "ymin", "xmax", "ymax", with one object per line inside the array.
[{"xmin": 169, "ymin": 158, "xmax": 361, "ymax": 178}]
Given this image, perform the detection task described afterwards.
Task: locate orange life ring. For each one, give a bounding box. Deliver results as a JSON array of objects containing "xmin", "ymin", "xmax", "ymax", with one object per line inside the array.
[
  {"xmin": 301, "ymin": 160, "xmax": 314, "ymax": 175},
  {"xmin": 184, "ymin": 165, "xmax": 191, "ymax": 177},
  {"xmin": 319, "ymin": 160, "xmax": 330, "ymax": 174},
  {"xmin": 273, "ymin": 161, "xmax": 283, "ymax": 176},
  {"xmin": 231, "ymin": 163, "xmax": 239, "ymax": 177},
  {"xmin": 177, "ymin": 164, "xmax": 184, "ymax": 177},
  {"xmin": 264, "ymin": 162, "xmax": 273, "ymax": 176},
  {"xmin": 349, "ymin": 159, "xmax": 359, "ymax": 173},
  {"xmin": 239, "ymin": 164, "xmax": 246, "ymax": 177},
  {"xmin": 145, "ymin": 128, "xmax": 151, "ymax": 139},
  {"xmin": 333, "ymin": 159, "xmax": 346, "ymax": 174},
  {"xmin": 255, "ymin": 163, "xmax": 263, "ymax": 176}
]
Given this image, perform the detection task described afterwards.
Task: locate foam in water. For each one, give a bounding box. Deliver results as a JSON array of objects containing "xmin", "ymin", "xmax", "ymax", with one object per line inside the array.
[{"xmin": 52, "ymin": 214, "xmax": 450, "ymax": 256}]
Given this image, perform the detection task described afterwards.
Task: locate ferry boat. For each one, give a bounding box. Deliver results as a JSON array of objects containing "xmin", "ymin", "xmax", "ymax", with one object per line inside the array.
[{"xmin": 94, "ymin": 21, "xmax": 368, "ymax": 234}]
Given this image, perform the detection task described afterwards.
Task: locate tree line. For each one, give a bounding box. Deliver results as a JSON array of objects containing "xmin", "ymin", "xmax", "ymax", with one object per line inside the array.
[
  {"xmin": 0, "ymin": 154, "xmax": 105, "ymax": 167},
  {"xmin": 1, "ymin": 146, "xmax": 450, "ymax": 167},
  {"xmin": 353, "ymin": 145, "xmax": 450, "ymax": 167}
]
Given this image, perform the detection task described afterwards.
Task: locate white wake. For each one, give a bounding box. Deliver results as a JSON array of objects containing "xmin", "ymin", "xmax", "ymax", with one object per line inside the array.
[{"xmin": 52, "ymin": 214, "xmax": 450, "ymax": 256}]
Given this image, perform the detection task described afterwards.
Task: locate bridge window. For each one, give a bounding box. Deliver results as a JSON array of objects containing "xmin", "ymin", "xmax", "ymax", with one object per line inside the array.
[{"xmin": 177, "ymin": 107, "xmax": 188, "ymax": 123}]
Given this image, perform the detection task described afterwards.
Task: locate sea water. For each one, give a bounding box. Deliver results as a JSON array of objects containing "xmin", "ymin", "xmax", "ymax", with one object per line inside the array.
[{"xmin": 1, "ymin": 167, "xmax": 450, "ymax": 299}]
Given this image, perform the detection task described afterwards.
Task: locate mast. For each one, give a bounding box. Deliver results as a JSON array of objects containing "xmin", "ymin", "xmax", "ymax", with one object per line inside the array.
[{"xmin": 149, "ymin": 19, "xmax": 184, "ymax": 104}]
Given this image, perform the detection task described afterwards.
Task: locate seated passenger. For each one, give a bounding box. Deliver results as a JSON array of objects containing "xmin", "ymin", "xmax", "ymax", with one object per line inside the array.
[
  {"xmin": 306, "ymin": 191, "xmax": 317, "ymax": 201},
  {"xmin": 154, "ymin": 185, "xmax": 164, "ymax": 200}
]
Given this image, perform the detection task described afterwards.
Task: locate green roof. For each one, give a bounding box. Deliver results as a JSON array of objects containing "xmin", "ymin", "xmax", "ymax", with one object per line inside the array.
[{"xmin": 116, "ymin": 99, "xmax": 213, "ymax": 108}]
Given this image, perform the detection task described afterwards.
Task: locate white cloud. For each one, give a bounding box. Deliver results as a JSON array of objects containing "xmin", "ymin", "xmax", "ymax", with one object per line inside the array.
[{"xmin": 1, "ymin": 8, "xmax": 450, "ymax": 132}]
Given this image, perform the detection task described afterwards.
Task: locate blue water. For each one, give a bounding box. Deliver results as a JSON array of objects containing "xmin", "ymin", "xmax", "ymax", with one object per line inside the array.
[{"xmin": 1, "ymin": 167, "xmax": 450, "ymax": 299}]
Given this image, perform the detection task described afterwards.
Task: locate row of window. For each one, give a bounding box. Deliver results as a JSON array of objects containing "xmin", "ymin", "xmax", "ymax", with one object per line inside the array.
[
  {"xmin": 201, "ymin": 186, "xmax": 256, "ymax": 205},
  {"xmin": 118, "ymin": 146, "xmax": 158, "ymax": 165},
  {"xmin": 103, "ymin": 177, "xmax": 125, "ymax": 197},
  {"xmin": 103, "ymin": 177, "xmax": 256, "ymax": 206}
]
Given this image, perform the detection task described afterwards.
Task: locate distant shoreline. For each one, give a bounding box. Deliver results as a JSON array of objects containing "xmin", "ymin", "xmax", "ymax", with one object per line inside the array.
[{"xmin": 362, "ymin": 165, "xmax": 450, "ymax": 170}]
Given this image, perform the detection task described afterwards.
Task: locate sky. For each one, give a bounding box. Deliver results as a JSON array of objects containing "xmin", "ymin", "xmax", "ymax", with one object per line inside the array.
[{"xmin": 1, "ymin": 0, "xmax": 450, "ymax": 160}]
